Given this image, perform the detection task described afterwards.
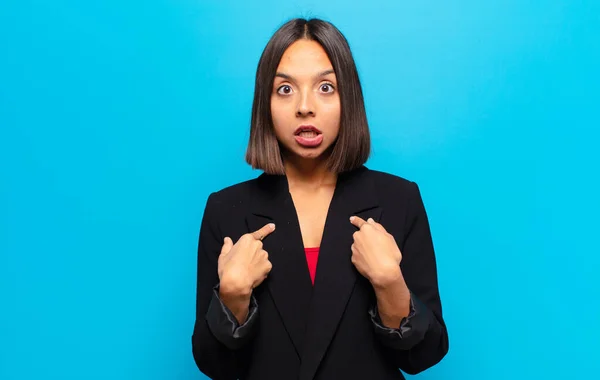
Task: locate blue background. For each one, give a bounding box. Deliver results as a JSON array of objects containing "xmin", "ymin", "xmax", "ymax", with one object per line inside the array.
[{"xmin": 1, "ymin": 1, "xmax": 599, "ymax": 379}]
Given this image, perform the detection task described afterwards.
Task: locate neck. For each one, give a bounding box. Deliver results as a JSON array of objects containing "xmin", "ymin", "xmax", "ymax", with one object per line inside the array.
[{"xmin": 283, "ymin": 154, "xmax": 337, "ymax": 190}]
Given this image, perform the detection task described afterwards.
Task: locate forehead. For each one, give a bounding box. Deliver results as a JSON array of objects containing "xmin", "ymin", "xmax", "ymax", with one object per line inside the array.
[{"xmin": 276, "ymin": 39, "xmax": 334, "ymax": 74}]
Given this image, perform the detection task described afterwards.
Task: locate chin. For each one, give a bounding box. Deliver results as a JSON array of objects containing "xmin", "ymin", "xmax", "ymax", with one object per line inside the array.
[
  {"xmin": 298, "ymin": 151, "xmax": 322, "ymax": 159},
  {"xmin": 294, "ymin": 146, "xmax": 332, "ymax": 161},
  {"xmin": 280, "ymin": 138, "xmax": 335, "ymax": 161}
]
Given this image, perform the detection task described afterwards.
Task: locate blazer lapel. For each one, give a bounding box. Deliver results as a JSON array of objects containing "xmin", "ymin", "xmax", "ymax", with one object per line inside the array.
[
  {"xmin": 246, "ymin": 173, "xmax": 314, "ymax": 358},
  {"xmin": 299, "ymin": 167, "xmax": 382, "ymax": 380},
  {"xmin": 245, "ymin": 166, "xmax": 382, "ymax": 378}
]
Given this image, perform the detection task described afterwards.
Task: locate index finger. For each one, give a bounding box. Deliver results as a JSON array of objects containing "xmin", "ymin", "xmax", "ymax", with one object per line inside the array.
[
  {"xmin": 251, "ymin": 223, "xmax": 276, "ymax": 241},
  {"xmin": 349, "ymin": 216, "xmax": 367, "ymax": 229}
]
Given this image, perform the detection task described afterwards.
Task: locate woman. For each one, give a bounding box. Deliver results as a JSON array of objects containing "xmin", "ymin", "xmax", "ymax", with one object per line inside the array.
[{"xmin": 192, "ymin": 18, "xmax": 449, "ymax": 380}]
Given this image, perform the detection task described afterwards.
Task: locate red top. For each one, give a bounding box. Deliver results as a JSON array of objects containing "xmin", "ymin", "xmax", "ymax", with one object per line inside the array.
[{"xmin": 304, "ymin": 247, "xmax": 320, "ymax": 285}]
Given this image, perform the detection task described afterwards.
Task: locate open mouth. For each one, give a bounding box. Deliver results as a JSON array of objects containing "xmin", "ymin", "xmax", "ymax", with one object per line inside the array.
[
  {"xmin": 294, "ymin": 125, "xmax": 324, "ymax": 147},
  {"xmin": 294, "ymin": 125, "xmax": 322, "ymax": 137}
]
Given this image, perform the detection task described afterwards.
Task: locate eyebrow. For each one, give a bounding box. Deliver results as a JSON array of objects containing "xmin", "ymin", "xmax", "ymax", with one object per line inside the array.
[{"xmin": 275, "ymin": 69, "xmax": 335, "ymax": 81}]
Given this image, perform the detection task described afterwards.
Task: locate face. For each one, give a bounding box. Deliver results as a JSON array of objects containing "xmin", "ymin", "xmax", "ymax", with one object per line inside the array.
[{"xmin": 270, "ymin": 39, "xmax": 341, "ymax": 162}]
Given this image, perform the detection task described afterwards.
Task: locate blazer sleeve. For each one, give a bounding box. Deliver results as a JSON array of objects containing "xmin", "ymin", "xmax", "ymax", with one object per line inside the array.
[
  {"xmin": 369, "ymin": 181, "xmax": 449, "ymax": 375},
  {"xmin": 191, "ymin": 192, "xmax": 259, "ymax": 380}
]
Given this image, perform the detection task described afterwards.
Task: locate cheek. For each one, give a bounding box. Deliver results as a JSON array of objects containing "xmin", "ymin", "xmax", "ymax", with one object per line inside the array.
[
  {"xmin": 322, "ymin": 102, "xmax": 341, "ymax": 133},
  {"xmin": 270, "ymin": 100, "xmax": 289, "ymax": 136}
]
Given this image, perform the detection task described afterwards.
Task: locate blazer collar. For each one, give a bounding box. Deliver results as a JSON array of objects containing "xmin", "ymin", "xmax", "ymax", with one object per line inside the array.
[
  {"xmin": 246, "ymin": 166, "xmax": 383, "ymax": 379},
  {"xmin": 249, "ymin": 165, "xmax": 379, "ymax": 219}
]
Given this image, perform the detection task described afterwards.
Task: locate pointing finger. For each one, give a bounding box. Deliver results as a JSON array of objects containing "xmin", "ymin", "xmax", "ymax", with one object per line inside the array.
[
  {"xmin": 251, "ymin": 223, "xmax": 276, "ymax": 241},
  {"xmin": 350, "ymin": 216, "xmax": 367, "ymax": 229}
]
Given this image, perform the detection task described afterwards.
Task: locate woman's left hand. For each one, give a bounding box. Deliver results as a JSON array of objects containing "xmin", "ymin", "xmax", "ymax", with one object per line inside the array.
[{"xmin": 349, "ymin": 216, "xmax": 403, "ymax": 287}]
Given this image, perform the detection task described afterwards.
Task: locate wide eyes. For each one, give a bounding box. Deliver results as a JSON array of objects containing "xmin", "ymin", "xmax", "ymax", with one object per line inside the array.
[
  {"xmin": 278, "ymin": 85, "xmax": 293, "ymax": 95},
  {"xmin": 276, "ymin": 82, "xmax": 336, "ymax": 95},
  {"xmin": 320, "ymin": 83, "xmax": 334, "ymax": 93}
]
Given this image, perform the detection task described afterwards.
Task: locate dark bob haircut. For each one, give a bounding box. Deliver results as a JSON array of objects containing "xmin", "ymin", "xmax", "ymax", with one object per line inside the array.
[{"xmin": 245, "ymin": 18, "xmax": 371, "ymax": 175}]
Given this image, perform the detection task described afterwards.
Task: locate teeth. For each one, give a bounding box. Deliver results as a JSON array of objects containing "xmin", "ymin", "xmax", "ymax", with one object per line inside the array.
[{"xmin": 299, "ymin": 131, "xmax": 317, "ymax": 137}]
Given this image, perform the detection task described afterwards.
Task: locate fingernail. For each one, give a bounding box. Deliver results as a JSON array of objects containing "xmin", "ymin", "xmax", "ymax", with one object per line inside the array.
[
  {"xmin": 368, "ymin": 218, "xmax": 374, "ymax": 223},
  {"xmin": 269, "ymin": 223, "xmax": 275, "ymax": 230},
  {"xmin": 349, "ymin": 216, "xmax": 355, "ymax": 222}
]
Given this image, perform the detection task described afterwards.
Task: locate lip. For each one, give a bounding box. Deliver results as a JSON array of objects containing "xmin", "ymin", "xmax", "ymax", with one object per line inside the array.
[
  {"xmin": 294, "ymin": 125, "xmax": 323, "ymax": 147},
  {"xmin": 294, "ymin": 125, "xmax": 322, "ymax": 135}
]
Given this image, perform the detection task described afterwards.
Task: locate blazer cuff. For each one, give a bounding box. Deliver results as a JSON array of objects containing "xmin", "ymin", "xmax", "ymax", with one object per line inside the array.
[
  {"xmin": 205, "ymin": 284, "xmax": 259, "ymax": 350},
  {"xmin": 369, "ymin": 291, "xmax": 431, "ymax": 350}
]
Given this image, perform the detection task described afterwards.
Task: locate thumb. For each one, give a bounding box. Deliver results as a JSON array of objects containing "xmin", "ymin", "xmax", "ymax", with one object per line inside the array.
[{"xmin": 221, "ymin": 237, "xmax": 233, "ymax": 255}]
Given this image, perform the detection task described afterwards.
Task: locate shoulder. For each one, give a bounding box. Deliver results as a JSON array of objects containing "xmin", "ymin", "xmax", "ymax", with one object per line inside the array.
[
  {"xmin": 198, "ymin": 176, "xmax": 265, "ymax": 238},
  {"xmin": 364, "ymin": 167, "xmax": 420, "ymax": 197},
  {"xmin": 205, "ymin": 176, "xmax": 260, "ymax": 209},
  {"xmin": 362, "ymin": 167, "xmax": 428, "ymax": 219},
  {"xmin": 363, "ymin": 169, "xmax": 430, "ymax": 237}
]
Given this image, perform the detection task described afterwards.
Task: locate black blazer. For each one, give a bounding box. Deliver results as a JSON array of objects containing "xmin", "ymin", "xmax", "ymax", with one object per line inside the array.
[{"xmin": 192, "ymin": 166, "xmax": 449, "ymax": 380}]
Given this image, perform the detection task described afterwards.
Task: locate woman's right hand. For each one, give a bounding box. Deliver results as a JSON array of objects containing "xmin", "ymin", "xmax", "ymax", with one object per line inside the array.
[{"xmin": 218, "ymin": 223, "xmax": 275, "ymax": 297}]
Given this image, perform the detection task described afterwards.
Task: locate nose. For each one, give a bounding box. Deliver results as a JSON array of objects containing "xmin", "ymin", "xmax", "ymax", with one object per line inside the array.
[{"xmin": 296, "ymin": 91, "xmax": 315, "ymax": 117}]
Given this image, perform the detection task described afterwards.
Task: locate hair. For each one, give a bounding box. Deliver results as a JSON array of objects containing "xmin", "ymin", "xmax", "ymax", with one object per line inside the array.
[{"xmin": 245, "ymin": 18, "xmax": 371, "ymax": 175}]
